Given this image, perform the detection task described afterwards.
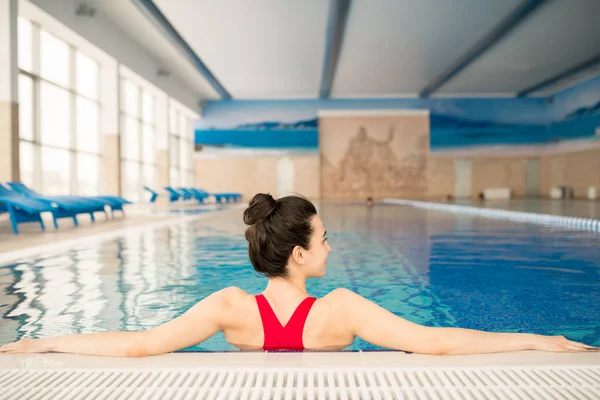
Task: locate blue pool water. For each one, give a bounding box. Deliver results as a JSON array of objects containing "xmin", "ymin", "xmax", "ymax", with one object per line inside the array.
[{"xmin": 1, "ymin": 204, "xmax": 599, "ymax": 351}]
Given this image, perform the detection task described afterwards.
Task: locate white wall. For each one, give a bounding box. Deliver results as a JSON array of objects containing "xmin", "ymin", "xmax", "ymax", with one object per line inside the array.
[
  {"xmin": 22, "ymin": 0, "xmax": 200, "ymax": 111},
  {"xmin": 0, "ymin": 0, "xmax": 17, "ymax": 101}
]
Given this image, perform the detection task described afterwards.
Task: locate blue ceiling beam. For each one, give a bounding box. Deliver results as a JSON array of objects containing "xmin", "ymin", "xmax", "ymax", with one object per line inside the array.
[
  {"xmin": 131, "ymin": 0, "xmax": 232, "ymax": 100},
  {"xmin": 517, "ymin": 53, "xmax": 600, "ymax": 97},
  {"xmin": 419, "ymin": 0, "xmax": 548, "ymax": 98},
  {"xmin": 319, "ymin": 0, "xmax": 352, "ymax": 99}
]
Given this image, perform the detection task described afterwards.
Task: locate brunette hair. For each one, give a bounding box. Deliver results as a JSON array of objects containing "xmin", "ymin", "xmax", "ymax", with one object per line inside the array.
[{"xmin": 243, "ymin": 193, "xmax": 317, "ymax": 278}]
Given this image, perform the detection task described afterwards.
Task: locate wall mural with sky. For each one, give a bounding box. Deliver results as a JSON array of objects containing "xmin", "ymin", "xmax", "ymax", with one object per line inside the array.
[
  {"xmin": 195, "ymin": 76, "xmax": 599, "ymax": 150},
  {"xmin": 547, "ymin": 74, "xmax": 600, "ymax": 142}
]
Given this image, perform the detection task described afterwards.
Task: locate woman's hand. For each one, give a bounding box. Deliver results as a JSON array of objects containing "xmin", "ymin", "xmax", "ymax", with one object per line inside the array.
[
  {"xmin": 532, "ymin": 335, "xmax": 600, "ymax": 352},
  {"xmin": 0, "ymin": 338, "xmax": 49, "ymax": 354}
]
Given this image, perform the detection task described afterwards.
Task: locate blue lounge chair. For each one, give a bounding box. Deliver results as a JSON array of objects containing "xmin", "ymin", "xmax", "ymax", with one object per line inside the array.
[
  {"xmin": 6, "ymin": 182, "xmax": 108, "ymax": 222},
  {"xmin": 144, "ymin": 186, "xmax": 159, "ymax": 203},
  {"xmin": 227, "ymin": 193, "xmax": 242, "ymax": 202},
  {"xmin": 91, "ymin": 196, "xmax": 130, "ymax": 216},
  {"xmin": 0, "ymin": 185, "xmax": 59, "ymax": 234},
  {"xmin": 215, "ymin": 191, "xmax": 242, "ymax": 203},
  {"xmin": 91, "ymin": 195, "xmax": 131, "ymax": 215},
  {"xmin": 7, "ymin": 182, "xmax": 130, "ymax": 218},
  {"xmin": 187, "ymin": 188, "xmax": 210, "ymax": 204},
  {"xmin": 196, "ymin": 189, "xmax": 242, "ymax": 203},
  {"xmin": 164, "ymin": 187, "xmax": 181, "ymax": 202},
  {"xmin": 178, "ymin": 188, "xmax": 194, "ymax": 201}
]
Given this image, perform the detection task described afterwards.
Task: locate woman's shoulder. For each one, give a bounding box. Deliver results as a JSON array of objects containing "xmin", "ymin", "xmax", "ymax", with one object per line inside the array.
[
  {"xmin": 316, "ymin": 288, "xmax": 361, "ymax": 309},
  {"xmin": 211, "ymin": 286, "xmax": 255, "ymax": 309},
  {"xmin": 213, "ymin": 287, "xmax": 258, "ymax": 317},
  {"xmin": 217, "ymin": 286, "xmax": 252, "ymax": 299},
  {"xmin": 308, "ymin": 289, "xmax": 363, "ymax": 336},
  {"xmin": 321, "ymin": 288, "xmax": 358, "ymax": 300}
]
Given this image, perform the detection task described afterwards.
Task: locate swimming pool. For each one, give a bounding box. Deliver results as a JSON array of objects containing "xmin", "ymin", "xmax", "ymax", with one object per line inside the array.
[{"xmin": 1, "ymin": 203, "xmax": 599, "ymax": 351}]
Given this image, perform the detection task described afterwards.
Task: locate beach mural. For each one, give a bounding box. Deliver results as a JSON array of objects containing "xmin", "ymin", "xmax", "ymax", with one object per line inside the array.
[
  {"xmin": 429, "ymin": 113, "xmax": 546, "ymax": 148},
  {"xmin": 547, "ymin": 75, "xmax": 600, "ymax": 141},
  {"xmin": 195, "ymin": 81, "xmax": 599, "ymax": 150},
  {"xmin": 195, "ymin": 116, "xmax": 319, "ymax": 149}
]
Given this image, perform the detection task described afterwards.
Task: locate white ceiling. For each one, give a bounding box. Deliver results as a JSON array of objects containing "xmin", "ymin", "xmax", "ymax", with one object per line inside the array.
[
  {"xmin": 94, "ymin": 0, "xmax": 220, "ymax": 100},
  {"xmin": 104, "ymin": 0, "xmax": 600, "ymax": 100},
  {"xmin": 153, "ymin": 0, "xmax": 329, "ymax": 99},
  {"xmin": 442, "ymin": 0, "xmax": 600, "ymax": 95},
  {"xmin": 331, "ymin": 0, "xmax": 523, "ymax": 97}
]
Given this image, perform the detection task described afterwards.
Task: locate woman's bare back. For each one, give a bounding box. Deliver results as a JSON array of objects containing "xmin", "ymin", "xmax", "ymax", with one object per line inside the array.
[{"xmin": 219, "ymin": 287, "xmax": 354, "ymax": 351}]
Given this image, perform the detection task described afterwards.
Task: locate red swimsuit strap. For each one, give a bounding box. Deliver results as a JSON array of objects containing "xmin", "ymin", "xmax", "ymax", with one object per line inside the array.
[{"xmin": 255, "ymin": 294, "xmax": 316, "ymax": 351}]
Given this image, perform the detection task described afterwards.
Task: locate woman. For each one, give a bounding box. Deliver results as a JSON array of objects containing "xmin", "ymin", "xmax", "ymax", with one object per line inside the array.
[{"xmin": 1, "ymin": 193, "xmax": 597, "ymax": 356}]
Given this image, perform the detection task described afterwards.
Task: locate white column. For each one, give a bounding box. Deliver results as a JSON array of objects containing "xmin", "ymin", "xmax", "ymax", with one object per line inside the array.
[
  {"xmin": 0, "ymin": 0, "xmax": 19, "ymax": 182},
  {"xmin": 155, "ymin": 92, "xmax": 169, "ymax": 190},
  {"xmin": 100, "ymin": 59, "xmax": 120, "ymax": 195}
]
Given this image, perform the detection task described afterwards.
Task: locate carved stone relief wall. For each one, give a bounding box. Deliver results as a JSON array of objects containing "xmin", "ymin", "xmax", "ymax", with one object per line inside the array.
[{"xmin": 320, "ymin": 113, "xmax": 430, "ymax": 200}]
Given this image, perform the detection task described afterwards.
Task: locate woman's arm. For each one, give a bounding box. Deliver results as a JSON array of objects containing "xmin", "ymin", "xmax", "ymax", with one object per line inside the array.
[
  {"xmin": 334, "ymin": 288, "xmax": 599, "ymax": 355},
  {"xmin": 0, "ymin": 287, "xmax": 239, "ymax": 357}
]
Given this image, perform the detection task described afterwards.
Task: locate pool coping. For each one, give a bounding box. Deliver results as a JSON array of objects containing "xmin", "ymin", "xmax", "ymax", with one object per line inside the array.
[
  {"xmin": 1, "ymin": 350, "xmax": 599, "ymax": 370},
  {"xmin": 2, "ymin": 356, "xmax": 599, "ymax": 400},
  {"xmin": 383, "ymin": 198, "xmax": 600, "ymax": 232}
]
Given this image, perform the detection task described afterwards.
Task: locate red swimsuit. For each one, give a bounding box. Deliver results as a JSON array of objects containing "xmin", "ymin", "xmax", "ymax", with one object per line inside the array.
[{"xmin": 255, "ymin": 294, "xmax": 317, "ymax": 351}]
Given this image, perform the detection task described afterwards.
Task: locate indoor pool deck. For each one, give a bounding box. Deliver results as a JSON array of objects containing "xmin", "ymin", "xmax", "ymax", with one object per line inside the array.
[
  {"xmin": 0, "ymin": 201, "xmax": 228, "ymax": 257},
  {"xmin": 1, "ymin": 200, "xmax": 599, "ymax": 399}
]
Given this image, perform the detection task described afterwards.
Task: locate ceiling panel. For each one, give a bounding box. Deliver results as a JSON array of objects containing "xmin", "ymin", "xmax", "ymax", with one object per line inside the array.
[
  {"xmin": 97, "ymin": 0, "xmax": 219, "ymax": 100},
  {"xmin": 531, "ymin": 68, "xmax": 600, "ymax": 97},
  {"xmin": 154, "ymin": 0, "xmax": 329, "ymax": 99},
  {"xmin": 440, "ymin": 0, "xmax": 600, "ymax": 95},
  {"xmin": 331, "ymin": 0, "xmax": 523, "ymax": 97}
]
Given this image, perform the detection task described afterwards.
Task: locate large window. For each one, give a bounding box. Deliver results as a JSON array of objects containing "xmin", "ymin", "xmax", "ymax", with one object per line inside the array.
[
  {"xmin": 120, "ymin": 79, "xmax": 156, "ymax": 202},
  {"xmin": 18, "ymin": 18, "xmax": 100, "ymax": 195},
  {"xmin": 169, "ymin": 108, "xmax": 195, "ymax": 188}
]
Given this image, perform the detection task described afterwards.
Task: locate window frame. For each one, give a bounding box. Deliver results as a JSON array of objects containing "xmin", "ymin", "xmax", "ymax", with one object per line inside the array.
[
  {"xmin": 18, "ymin": 18, "xmax": 102, "ymax": 195},
  {"xmin": 119, "ymin": 77, "xmax": 157, "ymax": 201}
]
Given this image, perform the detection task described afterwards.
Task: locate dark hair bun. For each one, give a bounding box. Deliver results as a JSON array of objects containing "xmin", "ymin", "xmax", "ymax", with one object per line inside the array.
[
  {"xmin": 244, "ymin": 193, "xmax": 317, "ymax": 278},
  {"xmin": 243, "ymin": 193, "xmax": 277, "ymax": 225}
]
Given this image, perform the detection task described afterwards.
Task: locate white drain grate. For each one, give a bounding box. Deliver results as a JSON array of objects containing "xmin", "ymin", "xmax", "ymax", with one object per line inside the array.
[{"xmin": 1, "ymin": 366, "xmax": 599, "ymax": 400}]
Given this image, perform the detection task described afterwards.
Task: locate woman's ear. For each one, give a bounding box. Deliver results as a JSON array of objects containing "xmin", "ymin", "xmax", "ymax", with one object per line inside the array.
[{"xmin": 292, "ymin": 245, "xmax": 305, "ymax": 265}]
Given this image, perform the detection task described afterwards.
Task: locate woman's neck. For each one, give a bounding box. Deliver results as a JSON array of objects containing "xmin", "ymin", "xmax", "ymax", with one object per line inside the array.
[{"xmin": 265, "ymin": 275, "xmax": 307, "ymax": 298}]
